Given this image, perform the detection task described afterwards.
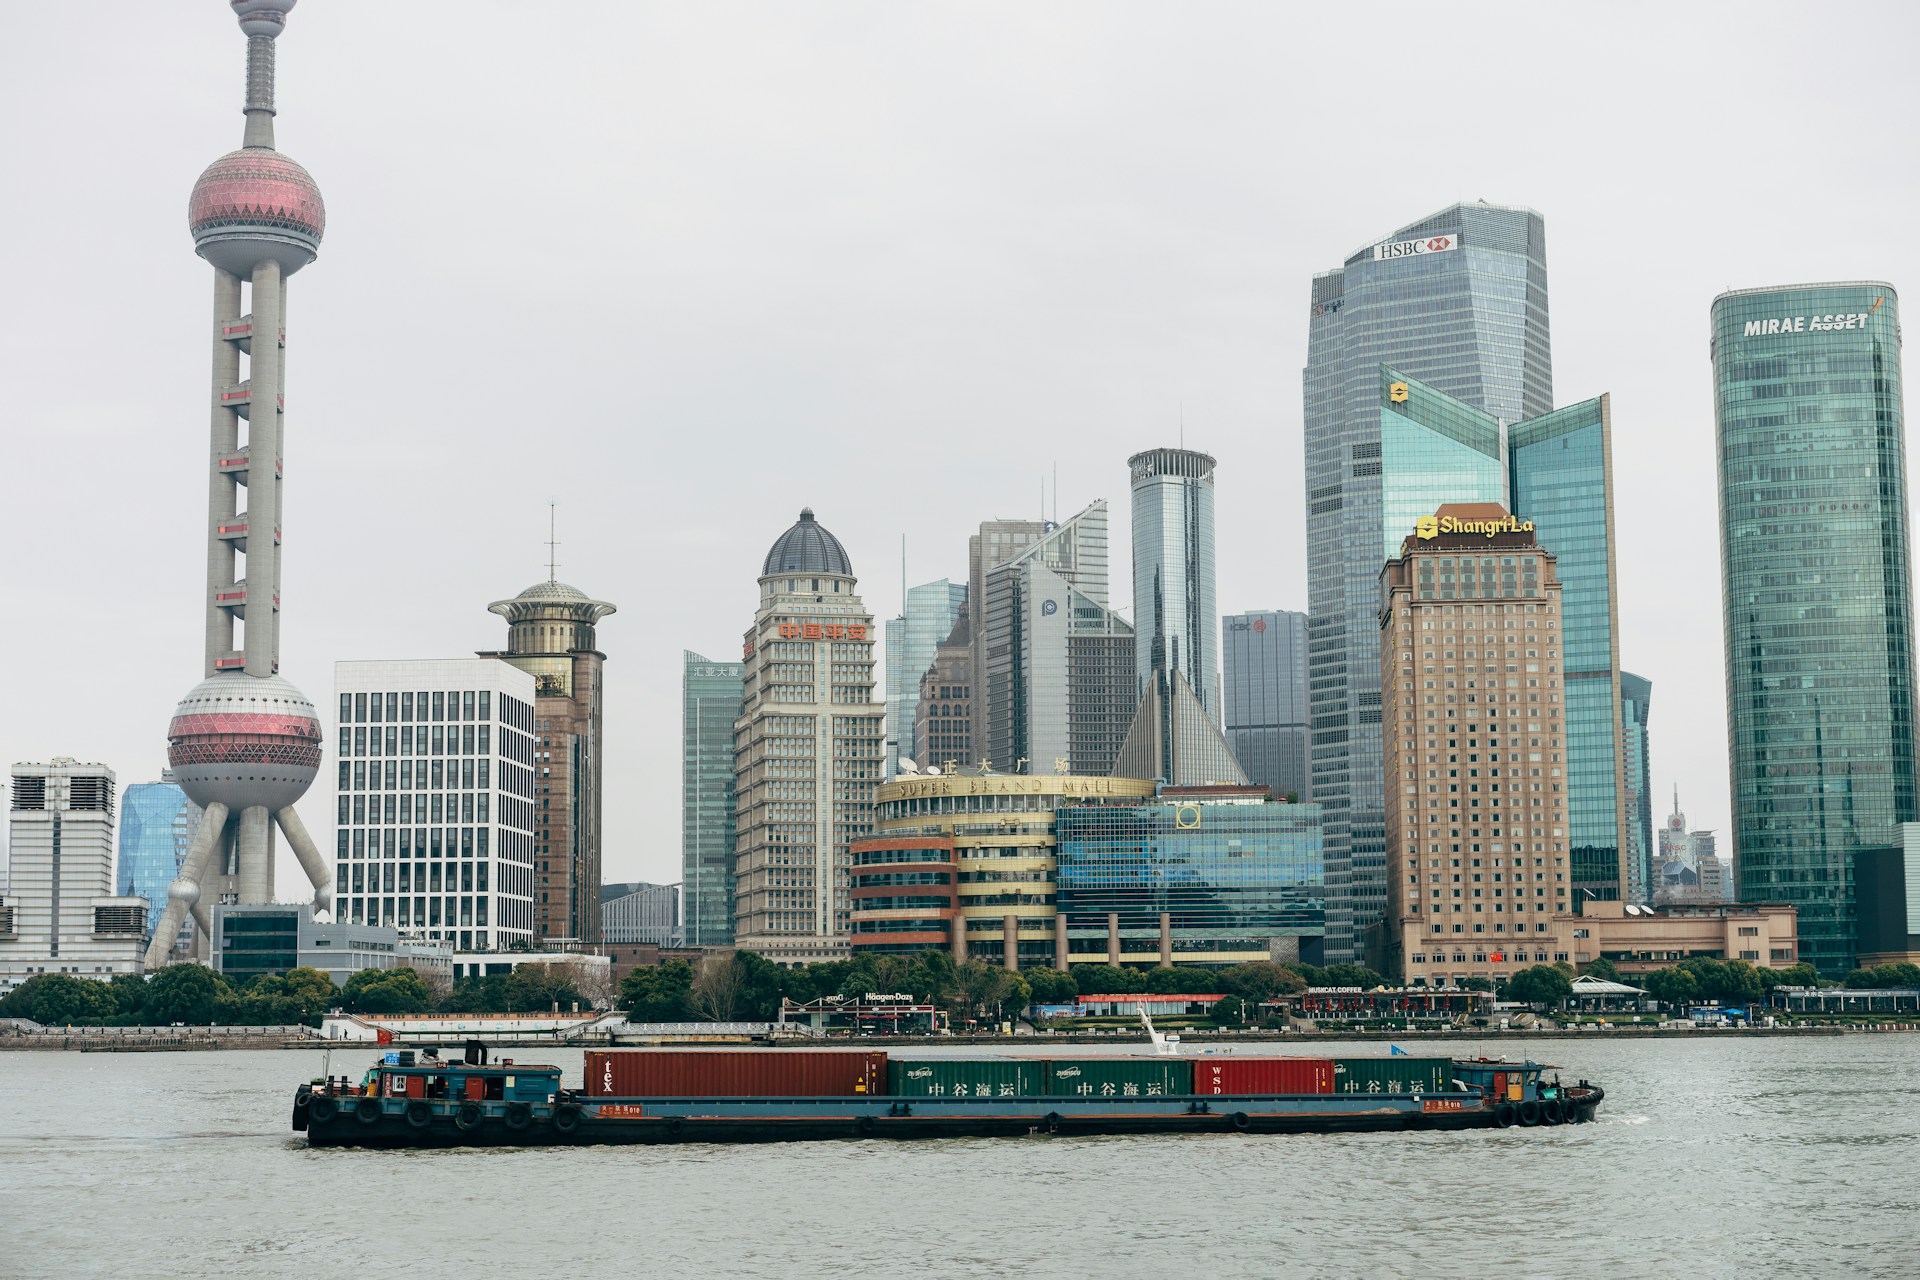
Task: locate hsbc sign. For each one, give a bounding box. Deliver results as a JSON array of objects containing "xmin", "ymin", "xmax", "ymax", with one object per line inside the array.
[{"xmin": 1373, "ymin": 233, "xmax": 1459, "ymax": 262}]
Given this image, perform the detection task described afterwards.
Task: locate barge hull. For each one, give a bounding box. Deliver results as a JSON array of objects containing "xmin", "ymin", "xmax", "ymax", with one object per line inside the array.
[{"xmin": 303, "ymin": 1094, "xmax": 1601, "ymax": 1148}]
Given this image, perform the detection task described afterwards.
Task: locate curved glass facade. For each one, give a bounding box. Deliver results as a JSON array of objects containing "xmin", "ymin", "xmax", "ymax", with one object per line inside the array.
[
  {"xmin": 1619, "ymin": 672, "xmax": 1654, "ymax": 903},
  {"xmin": 1712, "ymin": 282, "xmax": 1914, "ymax": 975},
  {"xmin": 1128, "ymin": 449, "xmax": 1220, "ymax": 717},
  {"xmin": 1510, "ymin": 396, "xmax": 1627, "ymax": 902},
  {"xmin": 1056, "ymin": 799, "xmax": 1325, "ymax": 965},
  {"xmin": 117, "ymin": 781, "xmax": 198, "ymax": 934},
  {"xmin": 885, "ymin": 580, "xmax": 966, "ymax": 775}
]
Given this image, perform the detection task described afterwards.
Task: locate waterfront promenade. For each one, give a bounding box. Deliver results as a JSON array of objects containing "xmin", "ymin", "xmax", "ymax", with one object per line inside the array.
[{"xmin": 5, "ymin": 1019, "xmax": 1915, "ymax": 1052}]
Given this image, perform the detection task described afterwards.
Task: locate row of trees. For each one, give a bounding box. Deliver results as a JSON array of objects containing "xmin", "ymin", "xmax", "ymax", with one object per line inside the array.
[
  {"xmin": 0, "ymin": 959, "xmax": 614, "ymax": 1028},
  {"xmin": 338, "ymin": 961, "xmax": 608, "ymax": 1016},
  {"xmin": 1843, "ymin": 962, "xmax": 1920, "ymax": 990},
  {"xmin": 14, "ymin": 949, "xmax": 1900, "ymax": 1030},
  {"xmin": 619, "ymin": 950, "xmax": 1029, "ymax": 1025},
  {"xmin": 0, "ymin": 965, "xmax": 339, "ymax": 1028},
  {"xmin": 617, "ymin": 952, "xmax": 1381, "ymax": 1025},
  {"xmin": 1575, "ymin": 956, "xmax": 1820, "ymax": 1009}
]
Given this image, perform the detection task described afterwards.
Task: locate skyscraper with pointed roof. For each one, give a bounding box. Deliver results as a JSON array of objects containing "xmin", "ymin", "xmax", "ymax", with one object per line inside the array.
[
  {"xmin": 732, "ymin": 509, "xmax": 885, "ymax": 964},
  {"xmin": 1120, "ymin": 449, "xmax": 1246, "ymax": 786}
]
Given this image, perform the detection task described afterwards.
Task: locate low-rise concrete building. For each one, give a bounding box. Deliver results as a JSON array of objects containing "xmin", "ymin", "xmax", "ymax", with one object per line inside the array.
[
  {"xmin": 602, "ymin": 881, "xmax": 680, "ymax": 946},
  {"xmin": 1405, "ymin": 899, "xmax": 1799, "ymax": 986},
  {"xmin": 211, "ymin": 903, "xmax": 452, "ymax": 988}
]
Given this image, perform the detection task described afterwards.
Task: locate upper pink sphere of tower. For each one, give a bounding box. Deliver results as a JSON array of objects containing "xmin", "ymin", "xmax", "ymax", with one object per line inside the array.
[
  {"xmin": 189, "ymin": 148, "xmax": 325, "ymax": 275},
  {"xmin": 232, "ymin": 0, "xmax": 297, "ymax": 39}
]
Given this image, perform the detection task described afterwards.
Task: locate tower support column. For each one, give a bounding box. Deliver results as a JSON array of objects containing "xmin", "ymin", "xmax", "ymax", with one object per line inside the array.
[
  {"xmin": 206, "ymin": 269, "xmax": 243, "ymax": 673},
  {"xmin": 236, "ymin": 804, "xmax": 274, "ymax": 907},
  {"xmin": 244, "ymin": 258, "xmax": 284, "ymax": 676},
  {"xmin": 145, "ymin": 801, "xmax": 228, "ymax": 968},
  {"xmin": 276, "ymin": 805, "xmax": 333, "ymax": 913}
]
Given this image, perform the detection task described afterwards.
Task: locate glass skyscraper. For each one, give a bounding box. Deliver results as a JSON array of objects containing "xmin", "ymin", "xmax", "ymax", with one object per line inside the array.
[
  {"xmin": 1510, "ymin": 396, "xmax": 1629, "ymax": 903},
  {"xmin": 1712, "ymin": 282, "xmax": 1915, "ymax": 975},
  {"xmin": 1619, "ymin": 672, "xmax": 1654, "ymax": 903},
  {"xmin": 1222, "ymin": 610, "xmax": 1310, "ymax": 801},
  {"xmin": 982, "ymin": 501, "xmax": 1135, "ymax": 775},
  {"xmin": 1313, "ymin": 365, "xmax": 1507, "ymax": 959},
  {"xmin": 682, "ymin": 650, "xmax": 744, "ymax": 947},
  {"xmin": 1129, "ymin": 448, "xmax": 1221, "ymax": 718},
  {"xmin": 1305, "ymin": 203, "xmax": 1552, "ymax": 962},
  {"xmin": 885, "ymin": 580, "xmax": 967, "ymax": 774},
  {"xmin": 118, "ymin": 778, "xmax": 200, "ymax": 935}
]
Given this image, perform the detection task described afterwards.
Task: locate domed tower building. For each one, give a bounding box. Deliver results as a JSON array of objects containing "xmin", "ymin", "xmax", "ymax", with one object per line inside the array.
[
  {"xmin": 146, "ymin": 2, "xmax": 334, "ymax": 968},
  {"xmin": 733, "ymin": 511, "xmax": 886, "ymax": 965},
  {"xmin": 482, "ymin": 579, "xmax": 617, "ymax": 945}
]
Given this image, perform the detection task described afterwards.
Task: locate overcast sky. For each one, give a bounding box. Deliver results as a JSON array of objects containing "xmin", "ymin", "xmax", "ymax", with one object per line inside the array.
[{"xmin": 3, "ymin": 2, "xmax": 1917, "ymax": 891}]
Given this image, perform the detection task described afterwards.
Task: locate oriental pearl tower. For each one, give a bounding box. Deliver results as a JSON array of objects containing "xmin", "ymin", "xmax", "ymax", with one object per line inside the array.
[{"xmin": 146, "ymin": 1, "xmax": 332, "ymax": 966}]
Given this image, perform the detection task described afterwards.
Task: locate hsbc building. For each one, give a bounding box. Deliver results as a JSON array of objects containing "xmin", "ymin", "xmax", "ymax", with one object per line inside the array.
[{"xmin": 1301, "ymin": 203, "xmax": 1555, "ymax": 962}]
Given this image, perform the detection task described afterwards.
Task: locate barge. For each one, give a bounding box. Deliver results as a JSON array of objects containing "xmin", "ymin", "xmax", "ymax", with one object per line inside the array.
[{"xmin": 293, "ymin": 1044, "xmax": 1604, "ymax": 1147}]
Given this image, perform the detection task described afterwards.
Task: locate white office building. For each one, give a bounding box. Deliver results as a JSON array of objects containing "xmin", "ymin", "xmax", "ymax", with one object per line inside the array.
[
  {"xmin": 333, "ymin": 660, "xmax": 539, "ymax": 954},
  {"xmin": 1, "ymin": 759, "xmax": 149, "ymax": 994},
  {"xmin": 603, "ymin": 881, "xmax": 681, "ymax": 945}
]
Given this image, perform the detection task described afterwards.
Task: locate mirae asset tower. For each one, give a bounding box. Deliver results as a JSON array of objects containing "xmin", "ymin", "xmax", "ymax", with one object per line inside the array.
[{"xmin": 1711, "ymin": 283, "xmax": 1915, "ymax": 975}]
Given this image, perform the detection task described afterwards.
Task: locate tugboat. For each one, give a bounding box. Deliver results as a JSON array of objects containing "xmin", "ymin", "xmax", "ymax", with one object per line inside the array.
[{"xmin": 293, "ymin": 1042, "xmax": 1604, "ymax": 1148}]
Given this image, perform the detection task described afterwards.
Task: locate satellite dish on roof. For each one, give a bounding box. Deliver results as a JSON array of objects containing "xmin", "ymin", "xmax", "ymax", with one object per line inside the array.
[
  {"xmin": 899, "ymin": 758, "xmax": 920, "ymax": 775},
  {"xmin": 926, "ymin": 765, "xmax": 941, "ymax": 776}
]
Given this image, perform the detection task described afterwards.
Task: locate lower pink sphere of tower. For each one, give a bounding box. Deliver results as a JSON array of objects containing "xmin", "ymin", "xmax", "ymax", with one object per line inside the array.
[{"xmin": 167, "ymin": 673, "xmax": 322, "ymax": 811}]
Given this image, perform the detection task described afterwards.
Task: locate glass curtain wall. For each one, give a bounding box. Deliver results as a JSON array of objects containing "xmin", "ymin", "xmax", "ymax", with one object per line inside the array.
[
  {"xmin": 1712, "ymin": 283, "xmax": 1916, "ymax": 974},
  {"xmin": 1510, "ymin": 397, "xmax": 1627, "ymax": 903},
  {"xmin": 682, "ymin": 652, "xmax": 744, "ymax": 946},
  {"xmin": 1303, "ymin": 203, "xmax": 1551, "ymax": 963}
]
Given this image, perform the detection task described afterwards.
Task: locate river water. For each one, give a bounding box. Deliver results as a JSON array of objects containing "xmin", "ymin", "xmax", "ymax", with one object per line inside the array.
[{"xmin": 3, "ymin": 1034, "xmax": 1917, "ymax": 1279}]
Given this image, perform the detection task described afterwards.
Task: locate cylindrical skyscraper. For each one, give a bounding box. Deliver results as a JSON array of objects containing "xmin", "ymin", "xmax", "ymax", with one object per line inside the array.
[
  {"xmin": 1128, "ymin": 447, "xmax": 1220, "ymax": 718},
  {"xmin": 1711, "ymin": 282, "xmax": 1914, "ymax": 976},
  {"xmin": 147, "ymin": 1, "xmax": 333, "ymax": 967}
]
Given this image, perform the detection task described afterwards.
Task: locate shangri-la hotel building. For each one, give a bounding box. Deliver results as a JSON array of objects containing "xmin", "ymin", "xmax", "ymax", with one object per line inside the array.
[{"xmin": 1376, "ymin": 503, "xmax": 1572, "ymax": 985}]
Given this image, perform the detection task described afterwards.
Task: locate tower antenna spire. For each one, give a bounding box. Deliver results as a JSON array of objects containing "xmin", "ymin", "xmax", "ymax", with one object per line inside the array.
[{"xmin": 547, "ymin": 502, "xmax": 560, "ymax": 583}]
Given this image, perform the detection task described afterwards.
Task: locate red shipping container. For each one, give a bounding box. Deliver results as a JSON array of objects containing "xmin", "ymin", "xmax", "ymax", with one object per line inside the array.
[
  {"xmin": 1193, "ymin": 1057, "xmax": 1334, "ymax": 1096},
  {"xmin": 584, "ymin": 1050, "xmax": 888, "ymax": 1098}
]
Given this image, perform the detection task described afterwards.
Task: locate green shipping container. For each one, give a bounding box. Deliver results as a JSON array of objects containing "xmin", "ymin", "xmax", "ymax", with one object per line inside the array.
[
  {"xmin": 1331, "ymin": 1057, "xmax": 1452, "ymax": 1095},
  {"xmin": 887, "ymin": 1059, "xmax": 1045, "ymax": 1098},
  {"xmin": 1044, "ymin": 1059, "xmax": 1193, "ymax": 1098}
]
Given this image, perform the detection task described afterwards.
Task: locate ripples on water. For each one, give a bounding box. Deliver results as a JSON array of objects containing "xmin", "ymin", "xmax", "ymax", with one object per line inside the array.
[{"xmin": 2, "ymin": 1037, "xmax": 1917, "ymax": 1279}]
